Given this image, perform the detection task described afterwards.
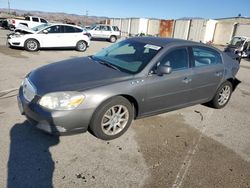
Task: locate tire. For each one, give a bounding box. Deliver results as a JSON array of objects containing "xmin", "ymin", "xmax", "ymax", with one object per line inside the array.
[
  {"xmin": 76, "ymin": 40, "xmax": 87, "ymax": 52},
  {"xmin": 24, "ymin": 39, "xmax": 39, "ymax": 51},
  {"xmin": 109, "ymin": 35, "xmax": 117, "ymax": 43},
  {"xmin": 89, "ymin": 96, "xmax": 134, "ymax": 140},
  {"xmin": 210, "ymin": 81, "xmax": 233, "ymax": 109}
]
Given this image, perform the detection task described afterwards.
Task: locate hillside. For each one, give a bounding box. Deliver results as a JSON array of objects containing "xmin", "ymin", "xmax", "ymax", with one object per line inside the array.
[{"xmin": 0, "ymin": 8, "xmax": 108, "ymax": 26}]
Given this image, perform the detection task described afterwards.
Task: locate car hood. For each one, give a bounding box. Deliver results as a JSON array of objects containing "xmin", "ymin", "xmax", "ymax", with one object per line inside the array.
[
  {"xmin": 28, "ymin": 57, "xmax": 133, "ymax": 96},
  {"xmin": 15, "ymin": 24, "xmax": 35, "ymax": 34}
]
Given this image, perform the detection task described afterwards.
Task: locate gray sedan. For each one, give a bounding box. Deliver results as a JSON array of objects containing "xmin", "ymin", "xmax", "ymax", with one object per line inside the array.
[{"xmin": 17, "ymin": 37, "xmax": 240, "ymax": 140}]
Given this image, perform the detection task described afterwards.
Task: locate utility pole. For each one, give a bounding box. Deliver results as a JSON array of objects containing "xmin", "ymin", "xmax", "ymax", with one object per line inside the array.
[
  {"xmin": 85, "ymin": 10, "xmax": 88, "ymax": 26},
  {"xmin": 8, "ymin": 0, "xmax": 10, "ymax": 14}
]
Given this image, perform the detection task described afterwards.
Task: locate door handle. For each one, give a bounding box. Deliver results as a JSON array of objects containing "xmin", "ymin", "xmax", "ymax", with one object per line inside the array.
[
  {"xmin": 215, "ymin": 72, "xmax": 223, "ymax": 77},
  {"xmin": 182, "ymin": 77, "xmax": 192, "ymax": 84}
]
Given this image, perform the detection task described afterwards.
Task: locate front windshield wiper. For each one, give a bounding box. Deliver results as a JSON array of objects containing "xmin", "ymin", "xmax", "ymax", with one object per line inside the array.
[{"xmin": 89, "ymin": 56, "xmax": 121, "ymax": 71}]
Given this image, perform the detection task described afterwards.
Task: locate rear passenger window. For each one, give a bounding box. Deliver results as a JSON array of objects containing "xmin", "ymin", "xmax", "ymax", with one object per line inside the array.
[
  {"xmin": 160, "ymin": 48, "xmax": 189, "ymax": 71},
  {"xmin": 64, "ymin": 26, "xmax": 76, "ymax": 33},
  {"xmin": 192, "ymin": 47, "xmax": 222, "ymax": 67},
  {"xmin": 40, "ymin": 19, "xmax": 47, "ymax": 23},
  {"xmin": 112, "ymin": 26, "xmax": 120, "ymax": 31},
  {"xmin": 32, "ymin": 17, "xmax": 39, "ymax": 22}
]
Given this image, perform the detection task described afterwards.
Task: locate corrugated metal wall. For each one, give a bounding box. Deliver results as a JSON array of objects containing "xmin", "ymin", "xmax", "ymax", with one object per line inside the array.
[
  {"xmin": 120, "ymin": 18, "xmax": 130, "ymax": 36},
  {"xmin": 130, "ymin": 18, "xmax": 140, "ymax": 35},
  {"xmin": 173, "ymin": 20, "xmax": 191, "ymax": 40},
  {"xmin": 188, "ymin": 19, "xmax": 207, "ymax": 42},
  {"xmin": 110, "ymin": 18, "xmax": 121, "ymax": 28},
  {"xmin": 213, "ymin": 22, "xmax": 235, "ymax": 45},
  {"xmin": 234, "ymin": 24, "xmax": 250, "ymax": 36},
  {"xmin": 147, "ymin": 19, "xmax": 160, "ymax": 36},
  {"xmin": 159, "ymin": 20, "xmax": 174, "ymax": 37}
]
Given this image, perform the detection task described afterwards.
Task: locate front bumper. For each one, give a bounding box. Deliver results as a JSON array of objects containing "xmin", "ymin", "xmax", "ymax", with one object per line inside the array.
[
  {"xmin": 7, "ymin": 35, "xmax": 24, "ymax": 47},
  {"xmin": 17, "ymin": 87, "xmax": 94, "ymax": 135}
]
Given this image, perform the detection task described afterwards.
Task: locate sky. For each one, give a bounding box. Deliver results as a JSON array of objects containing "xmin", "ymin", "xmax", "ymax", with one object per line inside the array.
[{"xmin": 0, "ymin": 0, "xmax": 250, "ymax": 19}]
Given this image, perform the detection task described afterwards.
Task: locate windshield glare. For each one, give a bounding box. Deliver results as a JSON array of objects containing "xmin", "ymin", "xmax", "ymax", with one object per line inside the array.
[
  {"xmin": 93, "ymin": 40, "xmax": 161, "ymax": 74},
  {"xmin": 32, "ymin": 23, "xmax": 51, "ymax": 31}
]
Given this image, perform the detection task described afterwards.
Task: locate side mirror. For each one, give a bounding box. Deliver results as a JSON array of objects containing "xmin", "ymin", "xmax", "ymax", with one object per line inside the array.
[
  {"xmin": 42, "ymin": 30, "xmax": 48, "ymax": 34},
  {"xmin": 157, "ymin": 64, "xmax": 172, "ymax": 76}
]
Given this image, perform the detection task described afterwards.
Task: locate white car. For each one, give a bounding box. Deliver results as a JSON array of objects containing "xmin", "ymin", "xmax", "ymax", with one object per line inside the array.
[{"xmin": 7, "ymin": 23, "xmax": 90, "ymax": 52}]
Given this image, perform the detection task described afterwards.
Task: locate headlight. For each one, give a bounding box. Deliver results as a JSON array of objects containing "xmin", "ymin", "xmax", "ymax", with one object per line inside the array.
[{"xmin": 39, "ymin": 92, "xmax": 85, "ymax": 110}]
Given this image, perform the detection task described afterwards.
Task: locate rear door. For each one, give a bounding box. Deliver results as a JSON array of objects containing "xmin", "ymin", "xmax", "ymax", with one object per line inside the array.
[
  {"xmin": 189, "ymin": 46, "xmax": 224, "ymax": 102},
  {"xmin": 61, "ymin": 26, "xmax": 82, "ymax": 47}
]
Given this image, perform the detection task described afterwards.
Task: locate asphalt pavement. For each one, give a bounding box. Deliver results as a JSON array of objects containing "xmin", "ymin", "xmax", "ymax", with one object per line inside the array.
[{"xmin": 0, "ymin": 29, "xmax": 250, "ymax": 188}]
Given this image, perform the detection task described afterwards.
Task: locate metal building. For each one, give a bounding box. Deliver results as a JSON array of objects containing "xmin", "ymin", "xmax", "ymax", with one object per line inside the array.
[
  {"xmin": 159, "ymin": 20, "xmax": 174, "ymax": 37},
  {"xmin": 173, "ymin": 19, "xmax": 191, "ymax": 40},
  {"xmin": 234, "ymin": 24, "xmax": 250, "ymax": 37},
  {"xmin": 147, "ymin": 19, "xmax": 160, "ymax": 36},
  {"xmin": 213, "ymin": 22, "xmax": 236, "ymax": 45}
]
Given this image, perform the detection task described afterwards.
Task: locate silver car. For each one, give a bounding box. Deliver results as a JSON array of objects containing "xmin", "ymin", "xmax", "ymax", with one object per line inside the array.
[{"xmin": 17, "ymin": 37, "xmax": 240, "ymax": 140}]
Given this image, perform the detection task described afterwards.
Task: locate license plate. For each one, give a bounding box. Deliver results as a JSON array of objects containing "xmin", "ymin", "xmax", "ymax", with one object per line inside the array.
[{"xmin": 17, "ymin": 96, "xmax": 24, "ymax": 114}]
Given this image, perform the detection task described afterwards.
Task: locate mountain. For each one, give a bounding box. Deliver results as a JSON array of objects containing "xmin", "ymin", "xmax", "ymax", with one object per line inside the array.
[{"xmin": 0, "ymin": 8, "xmax": 108, "ymax": 26}]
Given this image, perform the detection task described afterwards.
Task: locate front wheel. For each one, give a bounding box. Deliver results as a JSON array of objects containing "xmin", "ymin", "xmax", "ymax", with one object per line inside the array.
[
  {"xmin": 210, "ymin": 81, "xmax": 233, "ymax": 109},
  {"xmin": 89, "ymin": 96, "xmax": 134, "ymax": 140},
  {"xmin": 24, "ymin": 39, "xmax": 39, "ymax": 51},
  {"xmin": 76, "ymin": 40, "xmax": 87, "ymax": 52}
]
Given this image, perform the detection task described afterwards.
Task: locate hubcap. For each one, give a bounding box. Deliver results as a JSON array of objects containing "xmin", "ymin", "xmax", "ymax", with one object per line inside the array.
[
  {"xmin": 78, "ymin": 42, "xmax": 86, "ymax": 50},
  {"xmin": 218, "ymin": 85, "xmax": 231, "ymax": 106},
  {"xmin": 27, "ymin": 40, "xmax": 37, "ymax": 50},
  {"xmin": 101, "ymin": 105, "xmax": 129, "ymax": 136},
  {"xmin": 111, "ymin": 37, "xmax": 116, "ymax": 42}
]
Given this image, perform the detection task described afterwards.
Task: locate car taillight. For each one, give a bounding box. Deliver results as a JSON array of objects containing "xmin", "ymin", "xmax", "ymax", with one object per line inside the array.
[{"xmin": 12, "ymin": 20, "xmax": 15, "ymax": 24}]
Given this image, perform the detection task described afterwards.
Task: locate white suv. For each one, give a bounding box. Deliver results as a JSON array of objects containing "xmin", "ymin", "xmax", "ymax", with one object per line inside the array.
[{"xmin": 87, "ymin": 24, "xmax": 121, "ymax": 43}]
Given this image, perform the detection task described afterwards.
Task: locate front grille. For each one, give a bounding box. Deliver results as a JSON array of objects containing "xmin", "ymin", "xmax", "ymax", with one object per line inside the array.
[{"xmin": 23, "ymin": 78, "xmax": 36, "ymax": 102}]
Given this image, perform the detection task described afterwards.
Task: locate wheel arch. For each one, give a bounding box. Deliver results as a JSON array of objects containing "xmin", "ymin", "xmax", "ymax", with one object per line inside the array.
[
  {"xmin": 226, "ymin": 77, "xmax": 238, "ymax": 91},
  {"xmin": 89, "ymin": 94, "xmax": 139, "ymax": 128},
  {"xmin": 24, "ymin": 38, "xmax": 40, "ymax": 46}
]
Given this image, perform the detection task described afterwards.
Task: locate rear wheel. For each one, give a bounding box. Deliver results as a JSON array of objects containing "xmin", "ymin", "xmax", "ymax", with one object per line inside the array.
[
  {"xmin": 24, "ymin": 39, "xmax": 39, "ymax": 51},
  {"xmin": 210, "ymin": 81, "xmax": 233, "ymax": 109},
  {"xmin": 89, "ymin": 96, "xmax": 133, "ymax": 140},
  {"xmin": 76, "ymin": 40, "xmax": 87, "ymax": 52},
  {"xmin": 109, "ymin": 35, "xmax": 117, "ymax": 43}
]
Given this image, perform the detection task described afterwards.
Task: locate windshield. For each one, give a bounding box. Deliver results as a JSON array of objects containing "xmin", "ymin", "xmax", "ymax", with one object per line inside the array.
[
  {"xmin": 32, "ymin": 23, "xmax": 51, "ymax": 31},
  {"xmin": 230, "ymin": 37, "xmax": 246, "ymax": 47},
  {"xmin": 89, "ymin": 24, "xmax": 97, "ymax": 30},
  {"xmin": 93, "ymin": 40, "xmax": 162, "ymax": 74}
]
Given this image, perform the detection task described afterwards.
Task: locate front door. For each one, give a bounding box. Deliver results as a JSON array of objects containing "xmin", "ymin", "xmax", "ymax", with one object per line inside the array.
[
  {"xmin": 39, "ymin": 25, "xmax": 64, "ymax": 47},
  {"xmin": 142, "ymin": 47, "xmax": 193, "ymax": 115}
]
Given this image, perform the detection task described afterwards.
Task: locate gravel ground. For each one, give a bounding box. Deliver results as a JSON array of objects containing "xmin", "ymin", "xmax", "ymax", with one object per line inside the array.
[{"xmin": 0, "ymin": 29, "xmax": 250, "ymax": 188}]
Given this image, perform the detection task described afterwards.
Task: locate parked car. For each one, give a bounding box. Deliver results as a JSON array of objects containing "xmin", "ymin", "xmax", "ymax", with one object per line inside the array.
[
  {"xmin": 7, "ymin": 23, "xmax": 90, "ymax": 51},
  {"xmin": 86, "ymin": 24, "xmax": 121, "ymax": 42},
  {"xmin": 8, "ymin": 16, "xmax": 48, "ymax": 30},
  {"xmin": 17, "ymin": 37, "xmax": 239, "ymax": 140},
  {"xmin": 0, "ymin": 19, "xmax": 8, "ymax": 29},
  {"xmin": 224, "ymin": 36, "xmax": 250, "ymax": 59}
]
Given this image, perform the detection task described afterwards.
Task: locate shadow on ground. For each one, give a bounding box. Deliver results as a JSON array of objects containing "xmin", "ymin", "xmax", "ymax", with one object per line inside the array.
[
  {"xmin": 7, "ymin": 121, "xmax": 59, "ymax": 188},
  {"xmin": 133, "ymin": 114, "xmax": 250, "ymax": 187}
]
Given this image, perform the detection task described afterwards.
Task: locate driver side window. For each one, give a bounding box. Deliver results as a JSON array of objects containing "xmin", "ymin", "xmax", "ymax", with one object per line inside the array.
[
  {"xmin": 46, "ymin": 25, "xmax": 62, "ymax": 33},
  {"xmin": 159, "ymin": 48, "xmax": 189, "ymax": 71}
]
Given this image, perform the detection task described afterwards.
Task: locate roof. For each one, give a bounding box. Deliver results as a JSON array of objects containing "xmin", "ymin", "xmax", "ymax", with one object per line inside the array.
[{"xmin": 127, "ymin": 37, "xmax": 222, "ymax": 52}]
